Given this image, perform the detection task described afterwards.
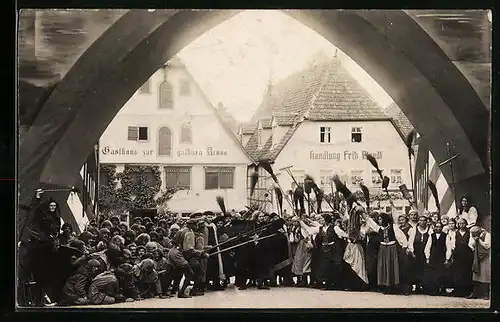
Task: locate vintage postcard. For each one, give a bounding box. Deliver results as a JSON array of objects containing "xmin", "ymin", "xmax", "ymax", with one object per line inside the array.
[{"xmin": 17, "ymin": 9, "xmax": 491, "ymax": 309}]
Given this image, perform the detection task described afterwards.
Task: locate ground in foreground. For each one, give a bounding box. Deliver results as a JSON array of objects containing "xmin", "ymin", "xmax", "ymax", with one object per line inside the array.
[{"xmin": 80, "ymin": 286, "xmax": 489, "ymax": 309}]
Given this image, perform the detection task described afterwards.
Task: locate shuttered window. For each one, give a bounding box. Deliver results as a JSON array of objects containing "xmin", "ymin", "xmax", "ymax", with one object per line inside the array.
[
  {"xmin": 158, "ymin": 127, "xmax": 172, "ymax": 156},
  {"xmin": 128, "ymin": 126, "xmax": 148, "ymax": 141},
  {"xmin": 165, "ymin": 166, "xmax": 191, "ymax": 189},
  {"xmin": 205, "ymin": 167, "xmax": 234, "ymax": 190},
  {"xmin": 159, "ymin": 81, "xmax": 174, "ymax": 109},
  {"xmin": 180, "ymin": 124, "xmax": 192, "ymax": 144}
]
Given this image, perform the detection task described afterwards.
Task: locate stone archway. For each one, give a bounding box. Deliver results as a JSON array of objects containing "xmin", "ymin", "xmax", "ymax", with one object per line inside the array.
[{"xmin": 19, "ymin": 9, "xmax": 490, "ymax": 229}]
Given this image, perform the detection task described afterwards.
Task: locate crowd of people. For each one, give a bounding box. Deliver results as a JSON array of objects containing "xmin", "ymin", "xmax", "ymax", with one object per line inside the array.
[{"xmin": 17, "ymin": 189, "xmax": 490, "ymax": 307}]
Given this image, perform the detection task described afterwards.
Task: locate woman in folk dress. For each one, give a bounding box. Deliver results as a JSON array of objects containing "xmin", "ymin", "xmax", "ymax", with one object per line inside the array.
[
  {"xmin": 312, "ymin": 215, "xmax": 327, "ymax": 289},
  {"xmin": 291, "ymin": 220, "xmax": 313, "ymax": 287},
  {"xmin": 342, "ymin": 205, "xmax": 369, "ymax": 291},
  {"xmin": 423, "ymin": 222, "xmax": 450, "ymax": 295},
  {"xmin": 320, "ymin": 213, "xmax": 348, "ymax": 290},
  {"xmin": 397, "ymin": 214, "xmax": 412, "ymax": 295},
  {"xmin": 364, "ymin": 211, "xmax": 381, "ymax": 291},
  {"xmin": 407, "ymin": 215, "xmax": 433, "ymax": 293},
  {"xmin": 364, "ymin": 212, "xmax": 408, "ymax": 294},
  {"xmin": 446, "ymin": 217, "xmax": 474, "ymax": 297}
]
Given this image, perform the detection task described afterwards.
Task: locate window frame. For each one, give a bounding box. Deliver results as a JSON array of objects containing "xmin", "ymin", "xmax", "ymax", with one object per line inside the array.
[
  {"xmin": 165, "ymin": 166, "xmax": 192, "ymax": 189},
  {"xmin": 390, "ymin": 169, "xmax": 403, "ymax": 185},
  {"xmin": 371, "ymin": 169, "xmax": 383, "ymax": 186},
  {"xmin": 180, "ymin": 123, "xmax": 193, "ymax": 144},
  {"xmin": 158, "ymin": 80, "xmax": 174, "ymax": 109},
  {"xmin": 158, "ymin": 126, "xmax": 173, "ymax": 156},
  {"xmin": 351, "ymin": 126, "xmax": 363, "ymax": 143},
  {"xmin": 350, "ymin": 169, "xmax": 365, "ymax": 185},
  {"xmin": 204, "ymin": 166, "xmax": 235, "ymax": 190},
  {"xmin": 128, "ymin": 126, "xmax": 149, "ymax": 142},
  {"xmin": 320, "ymin": 126, "xmax": 331, "ymax": 143}
]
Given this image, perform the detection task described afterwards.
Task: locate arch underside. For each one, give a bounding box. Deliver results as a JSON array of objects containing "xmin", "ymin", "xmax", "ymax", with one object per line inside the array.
[{"xmin": 18, "ymin": 9, "xmax": 490, "ymax": 230}]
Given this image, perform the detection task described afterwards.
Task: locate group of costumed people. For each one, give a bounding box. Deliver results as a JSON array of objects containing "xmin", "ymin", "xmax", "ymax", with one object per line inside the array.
[{"xmin": 16, "ymin": 132, "xmax": 490, "ymax": 307}]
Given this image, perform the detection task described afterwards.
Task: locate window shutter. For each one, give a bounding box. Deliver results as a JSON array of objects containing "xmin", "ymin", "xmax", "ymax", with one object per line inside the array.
[
  {"xmin": 158, "ymin": 127, "xmax": 172, "ymax": 156},
  {"xmin": 128, "ymin": 126, "xmax": 138, "ymax": 140},
  {"xmin": 159, "ymin": 81, "xmax": 173, "ymax": 109}
]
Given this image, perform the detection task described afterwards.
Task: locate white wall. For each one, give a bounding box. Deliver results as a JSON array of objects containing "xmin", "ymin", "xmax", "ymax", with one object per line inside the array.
[
  {"xmin": 99, "ymin": 60, "xmax": 252, "ymax": 214},
  {"xmin": 272, "ymin": 120, "xmax": 413, "ymax": 215},
  {"xmin": 157, "ymin": 164, "xmax": 247, "ymax": 213}
]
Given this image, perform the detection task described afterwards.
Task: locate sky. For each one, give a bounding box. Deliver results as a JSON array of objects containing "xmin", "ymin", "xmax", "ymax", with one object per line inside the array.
[{"xmin": 177, "ymin": 10, "xmax": 393, "ymax": 123}]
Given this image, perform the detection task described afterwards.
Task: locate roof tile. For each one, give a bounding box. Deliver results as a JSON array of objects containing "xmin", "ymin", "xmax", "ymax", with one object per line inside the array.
[{"xmin": 247, "ymin": 56, "xmax": 391, "ymax": 161}]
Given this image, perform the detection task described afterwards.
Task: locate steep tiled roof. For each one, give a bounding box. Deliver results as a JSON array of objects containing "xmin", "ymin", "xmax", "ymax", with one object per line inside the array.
[
  {"xmin": 260, "ymin": 117, "xmax": 273, "ymax": 129},
  {"xmin": 244, "ymin": 129, "xmax": 259, "ymax": 157},
  {"xmin": 245, "ymin": 130, "xmax": 274, "ymax": 160},
  {"xmin": 309, "ymin": 60, "xmax": 389, "ymax": 121},
  {"xmin": 255, "ymin": 135, "xmax": 274, "ymax": 160},
  {"xmin": 384, "ymin": 102, "xmax": 415, "ymax": 139},
  {"xmin": 263, "ymin": 125, "xmax": 299, "ymax": 161},
  {"xmin": 246, "ymin": 56, "xmax": 391, "ymax": 162},
  {"xmin": 242, "ymin": 123, "xmax": 256, "ymax": 135}
]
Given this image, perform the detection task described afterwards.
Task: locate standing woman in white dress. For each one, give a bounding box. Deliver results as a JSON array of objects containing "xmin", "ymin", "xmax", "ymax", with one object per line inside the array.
[{"xmin": 458, "ymin": 196, "xmax": 478, "ymax": 229}]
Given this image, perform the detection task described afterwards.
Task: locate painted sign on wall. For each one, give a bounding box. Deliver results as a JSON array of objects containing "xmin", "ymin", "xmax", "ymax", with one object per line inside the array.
[{"xmin": 309, "ymin": 150, "xmax": 383, "ymax": 161}]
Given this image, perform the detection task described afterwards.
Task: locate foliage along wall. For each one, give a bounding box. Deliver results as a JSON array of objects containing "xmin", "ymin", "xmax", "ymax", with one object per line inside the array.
[{"xmin": 98, "ymin": 164, "xmax": 180, "ymax": 220}]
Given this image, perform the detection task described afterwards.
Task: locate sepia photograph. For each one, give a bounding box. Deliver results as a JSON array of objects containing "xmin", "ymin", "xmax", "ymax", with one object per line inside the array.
[{"xmin": 16, "ymin": 9, "xmax": 491, "ymax": 310}]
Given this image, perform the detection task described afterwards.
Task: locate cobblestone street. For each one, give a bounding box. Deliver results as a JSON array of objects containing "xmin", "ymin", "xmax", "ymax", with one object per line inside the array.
[{"xmin": 82, "ymin": 286, "xmax": 489, "ymax": 309}]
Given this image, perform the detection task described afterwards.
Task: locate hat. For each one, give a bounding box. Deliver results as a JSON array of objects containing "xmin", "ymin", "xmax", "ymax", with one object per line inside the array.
[
  {"xmin": 213, "ymin": 216, "xmax": 225, "ymax": 224},
  {"xmin": 88, "ymin": 259, "xmax": 101, "ymax": 268},
  {"xmin": 145, "ymin": 242, "xmax": 157, "ymax": 252},
  {"xmin": 99, "ymin": 228, "xmax": 110, "ymax": 235},
  {"xmin": 190, "ymin": 211, "xmax": 203, "ymax": 218},
  {"xmin": 78, "ymin": 231, "xmax": 97, "ymax": 242}
]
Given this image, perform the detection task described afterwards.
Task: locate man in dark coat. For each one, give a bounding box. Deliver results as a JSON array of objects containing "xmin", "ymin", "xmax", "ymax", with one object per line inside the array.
[
  {"xmin": 205, "ymin": 216, "xmax": 226, "ymax": 290},
  {"xmin": 18, "ymin": 189, "xmax": 62, "ymax": 306},
  {"xmin": 232, "ymin": 217, "xmax": 256, "ymax": 289}
]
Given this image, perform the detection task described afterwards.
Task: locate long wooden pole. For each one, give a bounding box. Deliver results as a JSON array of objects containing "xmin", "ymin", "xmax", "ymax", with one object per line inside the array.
[{"xmin": 447, "ymin": 142, "xmax": 458, "ymax": 212}]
